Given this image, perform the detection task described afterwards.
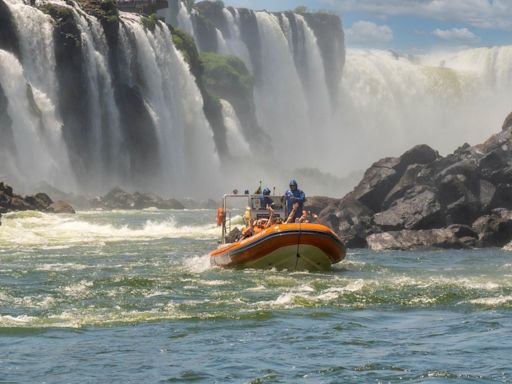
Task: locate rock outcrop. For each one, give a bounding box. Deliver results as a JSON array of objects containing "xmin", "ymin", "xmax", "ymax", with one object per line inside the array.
[
  {"xmin": 0, "ymin": 182, "xmax": 75, "ymax": 214},
  {"xmin": 90, "ymin": 187, "xmax": 185, "ymax": 210},
  {"xmin": 318, "ymin": 113, "xmax": 512, "ymax": 250}
]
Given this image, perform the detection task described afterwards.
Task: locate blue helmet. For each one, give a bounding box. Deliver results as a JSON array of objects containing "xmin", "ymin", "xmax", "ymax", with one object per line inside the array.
[
  {"xmin": 289, "ymin": 179, "xmax": 298, "ymax": 187},
  {"xmin": 263, "ymin": 187, "xmax": 271, "ymax": 195}
]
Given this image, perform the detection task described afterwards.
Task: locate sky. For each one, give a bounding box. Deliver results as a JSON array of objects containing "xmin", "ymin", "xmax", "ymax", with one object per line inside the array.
[{"xmin": 221, "ymin": 0, "xmax": 512, "ymax": 52}]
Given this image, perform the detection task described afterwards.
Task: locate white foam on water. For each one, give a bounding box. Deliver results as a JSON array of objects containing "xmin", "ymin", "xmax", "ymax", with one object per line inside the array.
[
  {"xmin": 0, "ymin": 212, "xmax": 220, "ymax": 247},
  {"xmin": 465, "ymin": 295, "xmax": 512, "ymax": 306},
  {"xmin": 200, "ymin": 280, "xmax": 228, "ymax": 286},
  {"xmin": 36, "ymin": 263, "xmax": 90, "ymax": 272},
  {"xmin": 0, "ymin": 315, "xmax": 39, "ymax": 326},
  {"xmin": 62, "ymin": 281, "xmax": 94, "ymax": 298},
  {"xmin": 245, "ymin": 285, "xmax": 267, "ymax": 292},
  {"xmin": 183, "ymin": 254, "xmax": 212, "ymax": 273}
]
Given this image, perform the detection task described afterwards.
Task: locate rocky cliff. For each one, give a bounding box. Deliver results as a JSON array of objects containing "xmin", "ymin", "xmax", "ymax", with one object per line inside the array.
[
  {"xmin": 310, "ymin": 113, "xmax": 512, "ymax": 250},
  {"xmin": 0, "ymin": 182, "xmax": 75, "ymax": 214}
]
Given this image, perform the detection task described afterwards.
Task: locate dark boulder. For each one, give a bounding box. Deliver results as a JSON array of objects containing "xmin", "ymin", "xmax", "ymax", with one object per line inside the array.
[
  {"xmin": 24, "ymin": 193, "xmax": 53, "ymax": 211},
  {"xmin": 396, "ymin": 144, "xmax": 439, "ymax": 173},
  {"xmin": 438, "ymin": 174, "xmax": 480, "ymax": 225},
  {"xmin": 94, "ymin": 187, "xmax": 185, "ymax": 210},
  {"xmin": 0, "ymin": 182, "xmax": 13, "ymax": 196},
  {"xmin": 322, "ymin": 198, "xmax": 376, "ymax": 248},
  {"xmin": 472, "ymin": 209, "xmax": 512, "ymax": 247},
  {"xmin": 304, "ymin": 196, "xmax": 338, "ymax": 215},
  {"xmin": 373, "ymin": 186, "xmax": 444, "ymax": 230},
  {"xmin": 348, "ymin": 157, "xmax": 401, "ymax": 211},
  {"xmin": 367, "ymin": 228, "xmax": 466, "ymax": 251},
  {"xmin": 9, "ymin": 196, "xmax": 33, "ymax": 211},
  {"xmin": 489, "ymin": 184, "xmax": 512, "ymax": 211},
  {"xmin": 101, "ymin": 187, "xmax": 135, "ymax": 209},
  {"xmin": 47, "ymin": 200, "xmax": 76, "ymax": 214},
  {"xmin": 502, "ymin": 112, "xmax": 512, "ymax": 131},
  {"xmin": 132, "ymin": 192, "xmax": 185, "ymax": 210},
  {"xmin": 383, "ymin": 164, "xmax": 431, "ymax": 209}
]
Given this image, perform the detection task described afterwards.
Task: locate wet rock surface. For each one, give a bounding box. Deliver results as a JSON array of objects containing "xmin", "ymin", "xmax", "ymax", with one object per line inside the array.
[
  {"xmin": 317, "ymin": 113, "xmax": 512, "ymax": 249},
  {"xmin": 0, "ymin": 182, "xmax": 75, "ymax": 214},
  {"xmin": 91, "ymin": 187, "xmax": 185, "ymax": 210}
]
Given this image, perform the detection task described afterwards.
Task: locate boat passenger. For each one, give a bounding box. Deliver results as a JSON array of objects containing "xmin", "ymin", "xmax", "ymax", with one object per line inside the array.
[
  {"xmin": 241, "ymin": 219, "xmax": 255, "ymax": 239},
  {"xmin": 260, "ymin": 187, "xmax": 273, "ymax": 209},
  {"xmin": 297, "ymin": 210, "xmax": 310, "ymax": 223},
  {"xmin": 285, "ymin": 203, "xmax": 299, "ymax": 224},
  {"xmin": 264, "ymin": 206, "xmax": 277, "ymax": 228},
  {"xmin": 285, "ymin": 179, "xmax": 305, "ymax": 222}
]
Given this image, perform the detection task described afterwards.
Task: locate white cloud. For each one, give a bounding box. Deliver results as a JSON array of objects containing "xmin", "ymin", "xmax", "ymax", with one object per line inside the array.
[
  {"xmin": 432, "ymin": 28, "xmax": 480, "ymax": 43},
  {"xmin": 345, "ymin": 20, "xmax": 394, "ymax": 44},
  {"xmin": 320, "ymin": 0, "xmax": 512, "ymax": 31}
]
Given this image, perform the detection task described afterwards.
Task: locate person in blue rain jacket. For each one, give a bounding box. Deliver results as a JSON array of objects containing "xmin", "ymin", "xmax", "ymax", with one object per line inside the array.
[
  {"xmin": 260, "ymin": 187, "xmax": 274, "ymax": 209},
  {"xmin": 284, "ymin": 179, "xmax": 305, "ymax": 222}
]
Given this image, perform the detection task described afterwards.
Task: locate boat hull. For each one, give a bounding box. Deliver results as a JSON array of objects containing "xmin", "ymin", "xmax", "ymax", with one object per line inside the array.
[{"xmin": 210, "ymin": 223, "xmax": 346, "ymax": 271}]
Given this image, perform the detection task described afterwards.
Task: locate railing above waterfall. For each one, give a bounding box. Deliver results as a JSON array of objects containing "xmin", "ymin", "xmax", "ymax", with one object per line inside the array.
[{"xmin": 118, "ymin": 0, "xmax": 168, "ymax": 14}]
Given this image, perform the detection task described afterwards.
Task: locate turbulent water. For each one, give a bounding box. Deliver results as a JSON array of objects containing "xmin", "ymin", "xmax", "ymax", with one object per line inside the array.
[{"xmin": 1, "ymin": 210, "xmax": 512, "ymax": 382}]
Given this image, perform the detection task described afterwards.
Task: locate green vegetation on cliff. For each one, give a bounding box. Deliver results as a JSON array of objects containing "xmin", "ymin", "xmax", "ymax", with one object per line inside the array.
[
  {"xmin": 171, "ymin": 27, "xmax": 199, "ymax": 67},
  {"xmin": 200, "ymin": 52, "xmax": 254, "ymax": 99},
  {"xmin": 141, "ymin": 13, "xmax": 160, "ymax": 32},
  {"xmin": 75, "ymin": 0, "xmax": 119, "ymax": 23},
  {"xmin": 170, "ymin": 26, "xmax": 228, "ymax": 157}
]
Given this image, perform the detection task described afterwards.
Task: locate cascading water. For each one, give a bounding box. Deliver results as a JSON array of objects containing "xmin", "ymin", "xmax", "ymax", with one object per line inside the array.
[
  {"xmin": 0, "ymin": 0, "xmax": 219, "ymax": 197},
  {"xmin": 0, "ymin": 51, "xmax": 64, "ymax": 187},
  {"xmin": 1, "ymin": 0, "xmax": 75, "ymax": 190},
  {"xmin": 166, "ymin": 1, "xmax": 344, "ymax": 171},
  {"xmin": 2, "ymin": 0, "xmax": 512, "ymax": 199},
  {"xmin": 120, "ymin": 13, "xmax": 219, "ymax": 195},
  {"xmin": 336, "ymin": 48, "xmax": 512, "ymax": 175},
  {"xmin": 220, "ymin": 8, "xmax": 252, "ymax": 71},
  {"xmin": 220, "ymin": 99, "xmax": 250, "ymax": 158}
]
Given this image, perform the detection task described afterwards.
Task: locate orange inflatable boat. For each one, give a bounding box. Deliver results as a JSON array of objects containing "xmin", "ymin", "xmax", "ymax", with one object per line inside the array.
[{"xmin": 209, "ymin": 194, "xmax": 346, "ymax": 271}]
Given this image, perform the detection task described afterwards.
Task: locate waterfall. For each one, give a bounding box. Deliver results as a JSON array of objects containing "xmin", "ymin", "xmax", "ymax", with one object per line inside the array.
[
  {"xmin": 221, "ymin": 8, "xmax": 252, "ymax": 71},
  {"xmin": 176, "ymin": 0, "xmax": 195, "ymax": 37},
  {"xmin": 2, "ymin": 0, "xmax": 511, "ymax": 199},
  {"xmin": 73, "ymin": 7, "xmax": 126, "ymax": 186},
  {"xmin": 120, "ymin": 13, "xmax": 219, "ymax": 195},
  {"xmin": 0, "ymin": 0, "xmax": 220, "ymax": 197},
  {"xmin": 1, "ymin": 0, "xmax": 75, "ymax": 190},
  {"xmin": 251, "ymin": 12, "xmax": 311, "ymax": 166},
  {"xmin": 220, "ymin": 99, "xmax": 251, "ymax": 158},
  {"xmin": 0, "ymin": 50, "xmax": 68, "ymax": 188},
  {"xmin": 336, "ymin": 48, "xmax": 512, "ymax": 175},
  {"xmin": 178, "ymin": 2, "xmax": 343, "ymax": 170}
]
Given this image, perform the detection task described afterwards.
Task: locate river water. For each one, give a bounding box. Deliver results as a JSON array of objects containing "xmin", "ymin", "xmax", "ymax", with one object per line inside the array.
[{"xmin": 0, "ymin": 210, "xmax": 511, "ymax": 383}]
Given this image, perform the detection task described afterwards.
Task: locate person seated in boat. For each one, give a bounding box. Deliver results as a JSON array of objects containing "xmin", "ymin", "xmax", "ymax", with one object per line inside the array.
[
  {"xmin": 260, "ymin": 187, "xmax": 274, "ymax": 209},
  {"xmin": 311, "ymin": 213, "xmax": 322, "ymax": 224},
  {"xmin": 296, "ymin": 209, "xmax": 310, "ymax": 223},
  {"xmin": 241, "ymin": 218, "xmax": 255, "ymax": 239},
  {"xmin": 285, "ymin": 179, "xmax": 306, "ymax": 222}
]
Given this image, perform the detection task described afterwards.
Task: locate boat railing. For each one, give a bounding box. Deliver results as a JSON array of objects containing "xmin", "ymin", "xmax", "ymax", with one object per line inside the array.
[{"xmin": 221, "ymin": 194, "xmax": 286, "ymax": 244}]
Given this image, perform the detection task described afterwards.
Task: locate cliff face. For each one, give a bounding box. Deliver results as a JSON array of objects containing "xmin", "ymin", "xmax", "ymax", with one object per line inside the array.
[
  {"xmin": 170, "ymin": 26, "xmax": 229, "ymax": 159},
  {"xmin": 0, "ymin": 0, "xmax": 19, "ymax": 56}
]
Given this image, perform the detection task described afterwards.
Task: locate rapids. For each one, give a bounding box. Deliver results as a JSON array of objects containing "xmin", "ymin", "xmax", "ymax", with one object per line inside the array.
[{"xmin": 1, "ymin": 209, "xmax": 512, "ymax": 382}]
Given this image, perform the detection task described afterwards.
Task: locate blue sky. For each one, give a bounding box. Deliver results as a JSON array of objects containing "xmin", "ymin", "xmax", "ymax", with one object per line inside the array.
[{"xmin": 222, "ymin": 0, "xmax": 512, "ymax": 52}]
